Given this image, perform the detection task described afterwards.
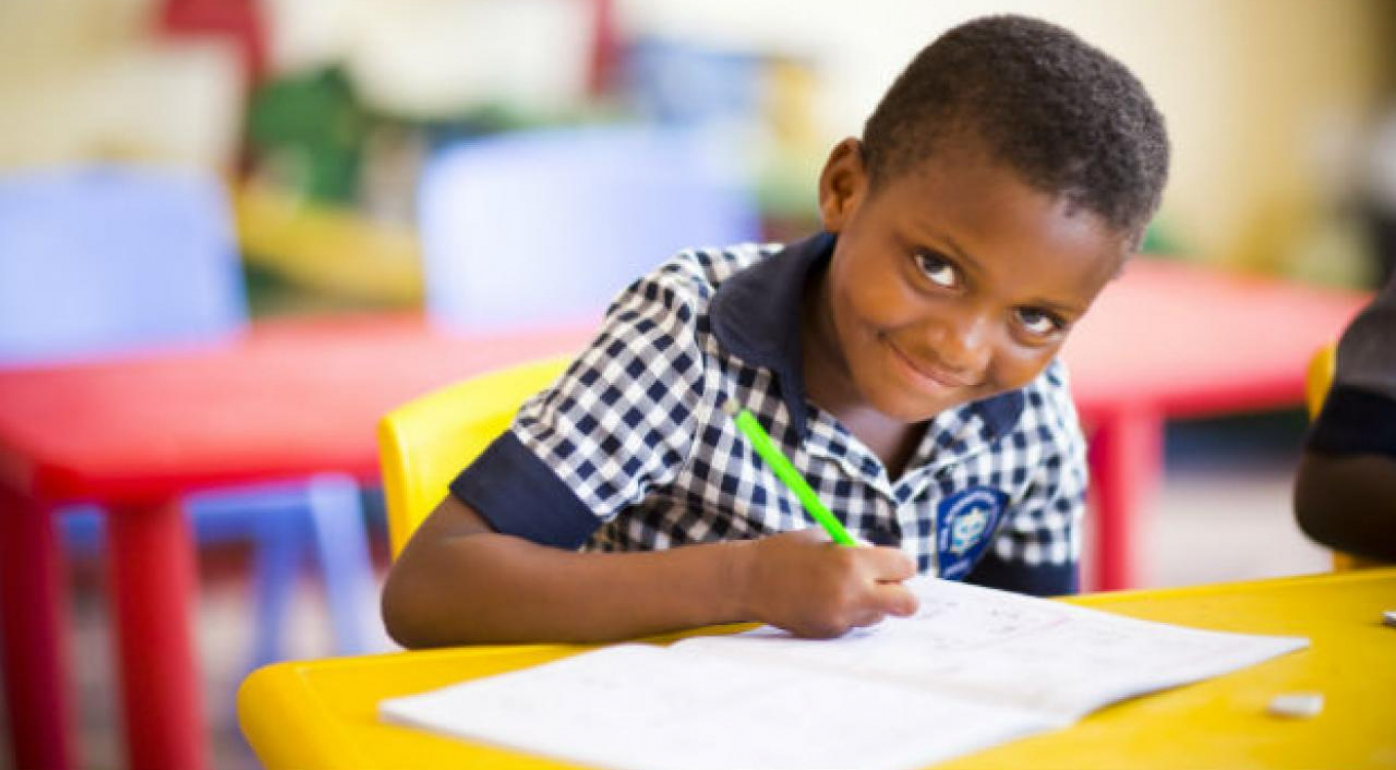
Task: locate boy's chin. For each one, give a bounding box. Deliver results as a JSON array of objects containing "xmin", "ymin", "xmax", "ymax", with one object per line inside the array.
[{"xmin": 867, "ymin": 386, "xmax": 989, "ymax": 424}]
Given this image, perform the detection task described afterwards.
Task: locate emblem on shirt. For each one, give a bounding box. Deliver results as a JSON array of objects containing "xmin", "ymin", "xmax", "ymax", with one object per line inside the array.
[
  {"xmin": 949, "ymin": 506, "xmax": 990, "ymax": 555},
  {"xmin": 936, "ymin": 487, "xmax": 1008, "ymax": 580}
]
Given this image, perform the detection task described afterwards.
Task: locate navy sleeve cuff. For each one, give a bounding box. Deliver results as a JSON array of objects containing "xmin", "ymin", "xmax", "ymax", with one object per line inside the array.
[
  {"xmin": 964, "ymin": 553, "xmax": 1079, "ymax": 596},
  {"xmin": 449, "ymin": 431, "xmax": 601, "ymax": 549},
  {"xmin": 1308, "ymin": 385, "xmax": 1396, "ymax": 459}
]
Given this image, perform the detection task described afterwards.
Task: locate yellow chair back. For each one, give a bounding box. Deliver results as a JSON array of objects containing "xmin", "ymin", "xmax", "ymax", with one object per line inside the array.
[
  {"xmin": 377, "ymin": 355, "xmax": 573, "ymax": 559},
  {"xmin": 1304, "ymin": 343, "xmax": 1337, "ymax": 421}
]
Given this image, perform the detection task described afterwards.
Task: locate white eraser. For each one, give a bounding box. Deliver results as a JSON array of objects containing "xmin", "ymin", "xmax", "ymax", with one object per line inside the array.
[
  {"xmin": 1383, "ymin": 610, "xmax": 1396, "ymax": 628},
  {"xmin": 1268, "ymin": 693, "xmax": 1324, "ymax": 719}
]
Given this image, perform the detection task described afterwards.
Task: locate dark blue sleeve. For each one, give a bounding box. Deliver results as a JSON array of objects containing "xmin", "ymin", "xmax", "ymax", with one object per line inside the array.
[
  {"xmin": 965, "ymin": 552, "xmax": 1078, "ymax": 596},
  {"xmin": 449, "ymin": 431, "xmax": 601, "ymax": 549},
  {"xmin": 1307, "ymin": 385, "xmax": 1396, "ymax": 459},
  {"xmin": 1310, "ymin": 268, "xmax": 1396, "ymax": 457}
]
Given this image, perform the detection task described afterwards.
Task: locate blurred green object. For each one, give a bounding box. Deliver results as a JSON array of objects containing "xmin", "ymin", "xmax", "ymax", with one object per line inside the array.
[
  {"xmin": 1139, "ymin": 218, "xmax": 1185, "ymax": 256},
  {"xmin": 246, "ymin": 67, "xmax": 368, "ymax": 204},
  {"xmin": 242, "ymin": 68, "xmax": 424, "ymax": 314}
]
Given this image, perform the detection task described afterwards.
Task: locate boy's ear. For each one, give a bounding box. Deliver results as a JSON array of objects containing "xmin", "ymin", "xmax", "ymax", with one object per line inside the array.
[{"xmin": 817, "ymin": 138, "xmax": 869, "ymax": 233}]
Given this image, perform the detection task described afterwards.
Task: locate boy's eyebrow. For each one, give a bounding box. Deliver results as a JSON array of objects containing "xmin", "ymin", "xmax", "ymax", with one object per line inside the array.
[
  {"xmin": 923, "ymin": 228, "xmax": 1088, "ymax": 317},
  {"xmin": 1027, "ymin": 297, "xmax": 1087, "ymax": 318},
  {"xmin": 927, "ymin": 230, "xmax": 983, "ymax": 276}
]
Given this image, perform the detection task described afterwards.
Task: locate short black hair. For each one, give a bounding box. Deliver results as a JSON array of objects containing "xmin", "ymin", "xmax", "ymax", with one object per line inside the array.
[{"xmin": 862, "ymin": 15, "xmax": 1170, "ymax": 245}]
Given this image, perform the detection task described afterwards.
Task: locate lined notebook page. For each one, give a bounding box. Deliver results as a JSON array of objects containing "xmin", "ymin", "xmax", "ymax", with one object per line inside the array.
[
  {"xmin": 380, "ymin": 577, "xmax": 1307, "ymax": 770},
  {"xmin": 680, "ymin": 576, "xmax": 1309, "ymax": 718},
  {"xmin": 381, "ymin": 642, "xmax": 1057, "ymax": 770}
]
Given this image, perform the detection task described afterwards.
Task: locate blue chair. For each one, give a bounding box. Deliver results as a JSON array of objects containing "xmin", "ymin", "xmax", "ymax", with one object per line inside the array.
[
  {"xmin": 0, "ymin": 165, "xmax": 375, "ymax": 668},
  {"xmin": 418, "ymin": 125, "xmax": 761, "ymax": 331}
]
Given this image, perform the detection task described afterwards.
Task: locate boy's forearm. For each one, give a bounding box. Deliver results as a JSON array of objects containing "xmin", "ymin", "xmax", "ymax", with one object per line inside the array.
[{"xmin": 382, "ymin": 524, "xmax": 756, "ymax": 647}]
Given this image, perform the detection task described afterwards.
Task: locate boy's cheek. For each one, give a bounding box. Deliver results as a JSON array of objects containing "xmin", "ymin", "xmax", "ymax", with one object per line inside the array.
[{"xmin": 983, "ymin": 346, "xmax": 1062, "ymax": 393}]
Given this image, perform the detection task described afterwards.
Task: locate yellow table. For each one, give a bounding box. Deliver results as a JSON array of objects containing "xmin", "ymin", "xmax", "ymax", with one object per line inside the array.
[{"xmin": 239, "ymin": 569, "xmax": 1396, "ymax": 769}]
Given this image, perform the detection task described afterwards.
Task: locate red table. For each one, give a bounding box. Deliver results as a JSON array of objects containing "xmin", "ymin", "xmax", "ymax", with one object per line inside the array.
[
  {"xmin": 0, "ymin": 314, "xmax": 595, "ymax": 770},
  {"xmin": 1062, "ymin": 258, "xmax": 1368, "ymax": 590}
]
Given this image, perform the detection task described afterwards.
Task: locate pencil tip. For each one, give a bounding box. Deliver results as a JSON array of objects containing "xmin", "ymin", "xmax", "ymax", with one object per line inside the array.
[{"xmin": 719, "ymin": 398, "xmax": 739, "ymax": 417}]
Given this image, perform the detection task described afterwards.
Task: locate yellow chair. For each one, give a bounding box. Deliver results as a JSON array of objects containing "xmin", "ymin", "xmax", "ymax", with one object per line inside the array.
[
  {"xmin": 1304, "ymin": 343, "xmax": 1380, "ymax": 571},
  {"xmin": 377, "ymin": 355, "xmax": 573, "ymax": 559},
  {"xmin": 1304, "ymin": 343, "xmax": 1336, "ymax": 421}
]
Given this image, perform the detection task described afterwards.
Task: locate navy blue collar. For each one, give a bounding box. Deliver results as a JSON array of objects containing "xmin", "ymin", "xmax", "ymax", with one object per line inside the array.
[{"xmin": 709, "ymin": 232, "xmax": 1025, "ymax": 442}]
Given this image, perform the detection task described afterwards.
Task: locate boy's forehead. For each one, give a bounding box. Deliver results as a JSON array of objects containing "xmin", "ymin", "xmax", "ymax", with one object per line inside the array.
[{"xmin": 882, "ymin": 152, "xmax": 1126, "ymax": 304}]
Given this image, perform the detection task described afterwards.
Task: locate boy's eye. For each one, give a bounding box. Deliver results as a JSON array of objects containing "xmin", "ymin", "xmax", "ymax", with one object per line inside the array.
[
  {"xmin": 1016, "ymin": 308, "xmax": 1064, "ymax": 337},
  {"xmin": 914, "ymin": 252, "xmax": 958, "ymax": 289}
]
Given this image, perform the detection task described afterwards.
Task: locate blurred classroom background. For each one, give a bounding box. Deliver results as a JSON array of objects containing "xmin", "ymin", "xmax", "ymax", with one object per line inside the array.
[{"xmin": 1, "ymin": 0, "xmax": 1393, "ymax": 767}]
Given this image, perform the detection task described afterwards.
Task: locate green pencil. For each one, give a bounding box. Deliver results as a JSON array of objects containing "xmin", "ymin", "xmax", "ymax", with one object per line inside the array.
[{"xmin": 719, "ymin": 399, "xmax": 858, "ymax": 546}]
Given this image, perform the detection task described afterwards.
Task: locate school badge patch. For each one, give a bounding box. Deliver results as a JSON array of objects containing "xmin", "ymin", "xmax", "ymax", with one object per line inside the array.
[{"xmin": 935, "ymin": 487, "xmax": 1008, "ymax": 580}]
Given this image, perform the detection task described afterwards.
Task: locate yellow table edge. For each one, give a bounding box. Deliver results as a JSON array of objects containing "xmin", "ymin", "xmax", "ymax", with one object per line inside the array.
[
  {"xmin": 1061, "ymin": 567, "xmax": 1375, "ymax": 605},
  {"xmin": 238, "ymin": 568, "xmax": 1396, "ymax": 769}
]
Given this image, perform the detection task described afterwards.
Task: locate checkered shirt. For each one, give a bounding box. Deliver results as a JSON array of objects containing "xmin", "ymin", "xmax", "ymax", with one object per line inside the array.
[{"xmin": 451, "ymin": 233, "xmax": 1088, "ymax": 594}]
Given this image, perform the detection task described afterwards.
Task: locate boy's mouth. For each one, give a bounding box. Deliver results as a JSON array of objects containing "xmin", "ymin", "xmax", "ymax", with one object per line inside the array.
[{"xmin": 883, "ymin": 336, "xmax": 977, "ymax": 391}]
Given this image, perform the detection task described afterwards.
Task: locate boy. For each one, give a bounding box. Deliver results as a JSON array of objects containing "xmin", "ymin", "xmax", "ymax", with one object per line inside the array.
[{"xmin": 383, "ymin": 15, "xmax": 1170, "ymax": 646}]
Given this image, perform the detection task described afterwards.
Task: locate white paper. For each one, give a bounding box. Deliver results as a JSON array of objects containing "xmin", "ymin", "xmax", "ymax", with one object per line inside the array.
[
  {"xmin": 681, "ymin": 577, "xmax": 1310, "ymax": 718},
  {"xmin": 382, "ymin": 643, "xmax": 1058, "ymax": 770},
  {"xmin": 379, "ymin": 577, "xmax": 1308, "ymax": 770}
]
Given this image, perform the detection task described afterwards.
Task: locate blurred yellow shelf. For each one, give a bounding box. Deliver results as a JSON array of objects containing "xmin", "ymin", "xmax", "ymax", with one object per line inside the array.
[{"xmin": 233, "ymin": 183, "xmax": 424, "ymax": 307}]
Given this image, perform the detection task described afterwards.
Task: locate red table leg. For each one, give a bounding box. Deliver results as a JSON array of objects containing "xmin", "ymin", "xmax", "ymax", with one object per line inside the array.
[
  {"xmin": 1087, "ymin": 408, "xmax": 1164, "ymax": 591},
  {"xmin": 0, "ymin": 484, "xmax": 77, "ymax": 770},
  {"xmin": 106, "ymin": 500, "xmax": 207, "ymax": 770}
]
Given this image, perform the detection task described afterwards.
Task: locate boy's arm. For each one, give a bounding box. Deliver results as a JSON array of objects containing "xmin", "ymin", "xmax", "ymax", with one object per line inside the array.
[
  {"xmin": 381, "ymin": 495, "xmax": 919, "ymax": 647},
  {"xmin": 382, "ymin": 256, "xmax": 916, "ymax": 646}
]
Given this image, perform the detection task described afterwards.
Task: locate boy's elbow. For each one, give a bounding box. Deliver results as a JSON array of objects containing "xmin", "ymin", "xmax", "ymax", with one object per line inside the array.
[
  {"xmin": 380, "ymin": 554, "xmax": 478, "ymax": 649},
  {"xmin": 380, "ymin": 495, "xmax": 503, "ymax": 648},
  {"xmin": 380, "ymin": 562, "xmax": 432, "ymax": 649}
]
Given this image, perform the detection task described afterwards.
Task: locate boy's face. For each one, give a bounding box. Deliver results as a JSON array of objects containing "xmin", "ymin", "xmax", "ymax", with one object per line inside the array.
[{"xmin": 808, "ymin": 137, "xmax": 1126, "ymax": 424}]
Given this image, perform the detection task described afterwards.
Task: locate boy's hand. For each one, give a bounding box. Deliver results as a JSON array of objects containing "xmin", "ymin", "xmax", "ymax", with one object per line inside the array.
[{"xmin": 737, "ymin": 528, "xmax": 919, "ymax": 638}]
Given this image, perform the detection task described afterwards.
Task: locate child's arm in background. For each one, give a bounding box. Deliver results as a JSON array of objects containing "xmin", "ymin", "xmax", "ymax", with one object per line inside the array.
[
  {"xmin": 1294, "ymin": 270, "xmax": 1396, "ymax": 563},
  {"xmin": 381, "ymin": 495, "xmax": 918, "ymax": 647},
  {"xmin": 1294, "ymin": 454, "xmax": 1396, "ymax": 562}
]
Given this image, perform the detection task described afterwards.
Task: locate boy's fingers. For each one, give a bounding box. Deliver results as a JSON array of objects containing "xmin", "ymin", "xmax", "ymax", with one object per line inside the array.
[
  {"xmin": 850, "ymin": 610, "xmax": 886, "ymax": 629},
  {"xmin": 872, "ymin": 582, "xmax": 919, "ymax": 617},
  {"xmin": 864, "ymin": 546, "xmax": 917, "ymax": 581}
]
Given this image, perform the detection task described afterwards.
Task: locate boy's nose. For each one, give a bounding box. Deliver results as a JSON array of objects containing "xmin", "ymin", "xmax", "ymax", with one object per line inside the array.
[{"xmin": 923, "ymin": 312, "xmax": 992, "ymax": 377}]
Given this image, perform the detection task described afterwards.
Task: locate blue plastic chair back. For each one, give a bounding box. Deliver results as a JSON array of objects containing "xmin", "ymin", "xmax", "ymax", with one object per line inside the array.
[
  {"xmin": 0, "ymin": 165, "xmax": 247, "ymax": 367},
  {"xmin": 419, "ymin": 126, "xmax": 760, "ymax": 331}
]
